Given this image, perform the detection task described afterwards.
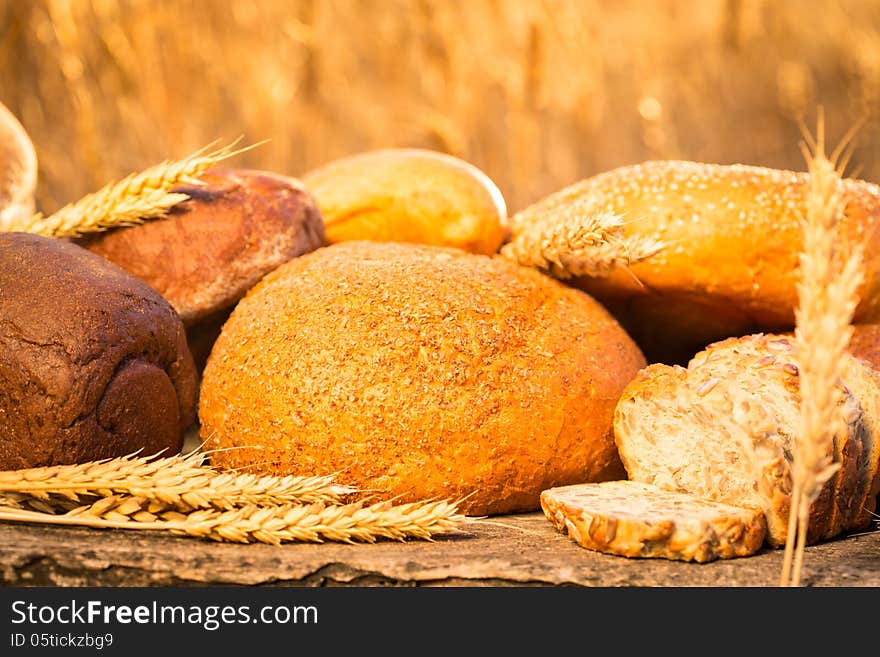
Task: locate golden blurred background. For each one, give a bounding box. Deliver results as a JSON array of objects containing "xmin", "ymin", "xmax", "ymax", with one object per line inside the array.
[{"xmin": 1, "ymin": 0, "xmax": 879, "ymax": 215}]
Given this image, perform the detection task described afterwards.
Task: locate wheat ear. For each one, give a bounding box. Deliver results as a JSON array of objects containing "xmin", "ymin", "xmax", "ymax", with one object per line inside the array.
[
  {"xmin": 8, "ymin": 141, "xmax": 248, "ymax": 238},
  {"xmin": 0, "ymin": 450, "xmax": 354, "ymax": 511},
  {"xmin": 781, "ymin": 116, "xmax": 864, "ymax": 587},
  {"xmin": 500, "ymin": 203, "xmax": 664, "ymax": 278},
  {"xmin": 0, "ymin": 497, "xmax": 465, "ymax": 545}
]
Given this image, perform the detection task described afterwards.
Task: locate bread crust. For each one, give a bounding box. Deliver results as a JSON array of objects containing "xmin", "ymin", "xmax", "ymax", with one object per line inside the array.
[
  {"xmin": 199, "ymin": 241, "xmax": 646, "ymax": 515},
  {"xmin": 81, "ymin": 168, "xmax": 325, "ymax": 326},
  {"xmin": 509, "ymin": 160, "xmax": 880, "ymax": 364},
  {"xmin": 0, "ymin": 233, "xmax": 197, "ymax": 469},
  {"xmin": 540, "ymin": 481, "xmax": 767, "ymax": 563},
  {"xmin": 301, "ymin": 148, "xmax": 508, "ymax": 255}
]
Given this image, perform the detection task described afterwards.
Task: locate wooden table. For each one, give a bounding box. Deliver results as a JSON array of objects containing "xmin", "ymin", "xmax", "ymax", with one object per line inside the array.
[{"xmin": 2, "ymin": 511, "xmax": 878, "ymax": 587}]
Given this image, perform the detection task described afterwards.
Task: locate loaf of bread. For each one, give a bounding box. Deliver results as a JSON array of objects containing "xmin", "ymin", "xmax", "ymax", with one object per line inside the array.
[
  {"xmin": 0, "ymin": 101, "xmax": 36, "ymax": 230},
  {"xmin": 80, "ymin": 168, "xmax": 325, "ymax": 370},
  {"xmin": 300, "ymin": 148, "xmax": 508, "ymax": 255},
  {"xmin": 0, "ymin": 233, "xmax": 197, "ymax": 470},
  {"xmin": 508, "ymin": 160, "xmax": 880, "ymax": 364},
  {"xmin": 199, "ymin": 241, "xmax": 646, "ymax": 515},
  {"xmin": 541, "ymin": 481, "xmax": 767, "ymax": 562},
  {"xmin": 614, "ymin": 333, "xmax": 880, "ymax": 546}
]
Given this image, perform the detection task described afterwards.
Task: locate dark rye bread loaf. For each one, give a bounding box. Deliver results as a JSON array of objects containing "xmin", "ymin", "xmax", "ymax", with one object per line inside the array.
[
  {"xmin": 199, "ymin": 241, "xmax": 646, "ymax": 515},
  {"xmin": 0, "ymin": 233, "xmax": 197, "ymax": 469},
  {"xmin": 541, "ymin": 481, "xmax": 767, "ymax": 562}
]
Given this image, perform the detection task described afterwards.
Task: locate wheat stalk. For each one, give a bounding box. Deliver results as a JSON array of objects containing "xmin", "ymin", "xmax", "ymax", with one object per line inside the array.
[
  {"xmin": 500, "ymin": 204, "xmax": 664, "ymax": 278},
  {"xmin": 7, "ymin": 141, "xmax": 247, "ymax": 238},
  {"xmin": 0, "ymin": 449, "xmax": 354, "ymax": 511},
  {"xmin": 0, "ymin": 496, "xmax": 466, "ymax": 544},
  {"xmin": 781, "ymin": 116, "xmax": 864, "ymax": 587}
]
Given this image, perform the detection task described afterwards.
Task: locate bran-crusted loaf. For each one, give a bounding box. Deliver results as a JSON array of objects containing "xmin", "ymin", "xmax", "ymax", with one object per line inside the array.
[
  {"xmin": 541, "ymin": 481, "xmax": 767, "ymax": 562},
  {"xmin": 614, "ymin": 333, "xmax": 880, "ymax": 547},
  {"xmin": 0, "ymin": 233, "xmax": 197, "ymax": 469},
  {"xmin": 199, "ymin": 241, "xmax": 646, "ymax": 515},
  {"xmin": 507, "ymin": 160, "xmax": 880, "ymax": 364}
]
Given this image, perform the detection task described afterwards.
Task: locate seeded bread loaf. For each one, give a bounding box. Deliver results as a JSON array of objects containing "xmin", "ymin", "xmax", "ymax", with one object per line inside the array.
[
  {"xmin": 508, "ymin": 161, "xmax": 880, "ymax": 364},
  {"xmin": 541, "ymin": 481, "xmax": 767, "ymax": 562},
  {"xmin": 199, "ymin": 241, "xmax": 646, "ymax": 515},
  {"xmin": 613, "ymin": 333, "xmax": 880, "ymax": 547},
  {"xmin": 0, "ymin": 233, "xmax": 197, "ymax": 469}
]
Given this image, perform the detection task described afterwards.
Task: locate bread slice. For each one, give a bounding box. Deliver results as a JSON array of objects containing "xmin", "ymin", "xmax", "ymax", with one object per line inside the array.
[
  {"xmin": 614, "ymin": 334, "xmax": 869, "ymax": 547},
  {"xmin": 540, "ymin": 481, "xmax": 767, "ymax": 563}
]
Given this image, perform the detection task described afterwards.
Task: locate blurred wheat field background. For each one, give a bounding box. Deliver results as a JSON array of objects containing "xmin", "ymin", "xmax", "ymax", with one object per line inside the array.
[{"xmin": 1, "ymin": 0, "xmax": 879, "ymax": 215}]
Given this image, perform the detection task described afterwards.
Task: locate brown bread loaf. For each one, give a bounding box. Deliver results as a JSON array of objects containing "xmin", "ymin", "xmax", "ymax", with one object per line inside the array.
[
  {"xmin": 614, "ymin": 333, "xmax": 880, "ymax": 547},
  {"xmin": 0, "ymin": 233, "xmax": 197, "ymax": 469},
  {"xmin": 301, "ymin": 148, "xmax": 508, "ymax": 255},
  {"xmin": 507, "ymin": 160, "xmax": 880, "ymax": 364},
  {"xmin": 199, "ymin": 241, "xmax": 646, "ymax": 515},
  {"xmin": 541, "ymin": 481, "xmax": 767, "ymax": 562},
  {"xmin": 80, "ymin": 168, "xmax": 325, "ymax": 370}
]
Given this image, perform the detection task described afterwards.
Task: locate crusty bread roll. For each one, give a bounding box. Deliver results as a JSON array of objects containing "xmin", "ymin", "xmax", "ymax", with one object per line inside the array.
[
  {"xmin": 541, "ymin": 481, "xmax": 767, "ymax": 562},
  {"xmin": 614, "ymin": 333, "xmax": 880, "ymax": 547},
  {"xmin": 0, "ymin": 102, "xmax": 36, "ymax": 230},
  {"xmin": 80, "ymin": 168, "xmax": 325, "ymax": 370},
  {"xmin": 508, "ymin": 160, "xmax": 880, "ymax": 364},
  {"xmin": 199, "ymin": 241, "xmax": 646, "ymax": 515},
  {"xmin": 0, "ymin": 233, "xmax": 197, "ymax": 470},
  {"xmin": 301, "ymin": 148, "xmax": 508, "ymax": 255}
]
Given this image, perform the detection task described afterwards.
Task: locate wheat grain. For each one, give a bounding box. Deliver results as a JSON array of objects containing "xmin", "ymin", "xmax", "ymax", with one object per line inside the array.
[
  {"xmin": 0, "ymin": 496, "xmax": 466, "ymax": 544},
  {"xmin": 781, "ymin": 117, "xmax": 864, "ymax": 587},
  {"xmin": 0, "ymin": 450, "xmax": 354, "ymax": 511},
  {"xmin": 500, "ymin": 205, "xmax": 664, "ymax": 279},
  {"xmin": 6, "ymin": 141, "xmax": 245, "ymax": 238}
]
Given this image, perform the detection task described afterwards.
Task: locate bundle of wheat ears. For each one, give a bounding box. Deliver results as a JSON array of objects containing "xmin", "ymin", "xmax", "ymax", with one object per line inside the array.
[{"xmin": 0, "ymin": 450, "xmax": 466, "ymax": 544}]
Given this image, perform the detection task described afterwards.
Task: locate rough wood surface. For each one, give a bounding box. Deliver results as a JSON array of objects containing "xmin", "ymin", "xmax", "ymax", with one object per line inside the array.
[{"xmin": 1, "ymin": 512, "xmax": 878, "ymax": 587}]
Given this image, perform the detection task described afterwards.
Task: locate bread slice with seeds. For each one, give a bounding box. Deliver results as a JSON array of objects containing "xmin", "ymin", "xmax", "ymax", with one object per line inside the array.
[
  {"xmin": 540, "ymin": 480, "xmax": 767, "ymax": 563},
  {"xmin": 614, "ymin": 333, "xmax": 874, "ymax": 547}
]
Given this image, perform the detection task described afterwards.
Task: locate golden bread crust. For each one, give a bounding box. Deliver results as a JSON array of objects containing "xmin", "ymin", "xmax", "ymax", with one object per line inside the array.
[
  {"xmin": 301, "ymin": 148, "xmax": 508, "ymax": 255},
  {"xmin": 510, "ymin": 160, "xmax": 880, "ymax": 363},
  {"xmin": 199, "ymin": 241, "xmax": 645, "ymax": 515}
]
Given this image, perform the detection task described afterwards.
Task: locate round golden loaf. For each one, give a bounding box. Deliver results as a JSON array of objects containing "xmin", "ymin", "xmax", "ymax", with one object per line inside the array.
[
  {"xmin": 301, "ymin": 148, "xmax": 508, "ymax": 255},
  {"xmin": 198, "ymin": 241, "xmax": 646, "ymax": 515},
  {"xmin": 508, "ymin": 160, "xmax": 880, "ymax": 364}
]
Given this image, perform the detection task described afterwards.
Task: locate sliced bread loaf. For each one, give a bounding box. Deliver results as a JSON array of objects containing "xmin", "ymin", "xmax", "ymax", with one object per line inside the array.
[
  {"xmin": 614, "ymin": 334, "xmax": 875, "ymax": 547},
  {"xmin": 839, "ymin": 358, "xmax": 880, "ymax": 530},
  {"xmin": 540, "ymin": 480, "xmax": 767, "ymax": 563}
]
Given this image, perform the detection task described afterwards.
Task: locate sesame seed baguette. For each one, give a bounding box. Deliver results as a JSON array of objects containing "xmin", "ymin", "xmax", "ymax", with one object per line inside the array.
[
  {"xmin": 541, "ymin": 481, "xmax": 767, "ymax": 563},
  {"xmin": 614, "ymin": 334, "xmax": 873, "ymax": 547},
  {"xmin": 508, "ymin": 160, "xmax": 880, "ymax": 364}
]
